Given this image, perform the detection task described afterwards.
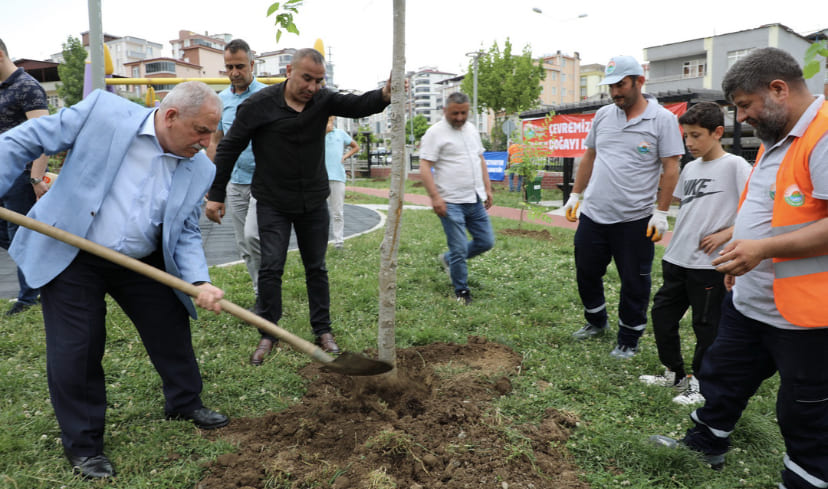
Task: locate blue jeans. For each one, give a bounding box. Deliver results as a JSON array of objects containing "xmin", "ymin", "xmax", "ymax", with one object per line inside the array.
[
  {"xmin": 574, "ymin": 213, "xmax": 653, "ymax": 346},
  {"xmin": 684, "ymin": 293, "xmax": 828, "ymax": 488},
  {"xmin": 509, "ymin": 173, "xmax": 523, "ymax": 192},
  {"xmin": 256, "ymin": 201, "xmax": 331, "ymax": 340},
  {"xmin": 439, "ymin": 200, "xmax": 495, "ymax": 294},
  {"xmin": 0, "ymin": 169, "xmax": 39, "ymax": 304}
]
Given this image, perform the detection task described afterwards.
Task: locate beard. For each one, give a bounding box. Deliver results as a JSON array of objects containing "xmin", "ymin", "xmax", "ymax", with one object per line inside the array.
[{"xmin": 751, "ymin": 95, "xmax": 788, "ymax": 143}]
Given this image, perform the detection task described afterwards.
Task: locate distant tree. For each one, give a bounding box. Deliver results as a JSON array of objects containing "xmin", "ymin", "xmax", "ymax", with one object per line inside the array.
[
  {"xmin": 461, "ymin": 38, "xmax": 545, "ymax": 150},
  {"xmin": 404, "ymin": 114, "xmax": 429, "ymax": 144},
  {"xmin": 57, "ymin": 36, "xmax": 87, "ymax": 106},
  {"xmin": 355, "ymin": 126, "xmax": 380, "ymax": 158}
]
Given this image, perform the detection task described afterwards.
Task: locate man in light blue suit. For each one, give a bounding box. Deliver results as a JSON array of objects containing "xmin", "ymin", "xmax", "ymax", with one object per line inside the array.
[{"xmin": 0, "ymin": 81, "xmax": 227, "ymax": 479}]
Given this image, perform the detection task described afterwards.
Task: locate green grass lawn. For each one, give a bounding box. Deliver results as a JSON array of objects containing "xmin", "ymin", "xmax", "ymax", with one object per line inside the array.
[
  {"xmin": 0, "ymin": 202, "xmax": 782, "ymax": 488},
  {"xmin": 350, "ymin": 177, "xmax": 565, "ymax": 209}
]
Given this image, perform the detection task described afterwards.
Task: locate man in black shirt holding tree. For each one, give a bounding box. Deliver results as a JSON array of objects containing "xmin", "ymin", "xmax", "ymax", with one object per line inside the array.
[{"xmin": 208, "ymin": 48, "xmax": 392, "ymax": 365}]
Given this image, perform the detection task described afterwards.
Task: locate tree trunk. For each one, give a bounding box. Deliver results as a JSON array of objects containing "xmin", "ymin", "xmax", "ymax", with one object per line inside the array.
[{"xmin": 377, "ymin": 0, "xmax": 406, "ymax": 373}]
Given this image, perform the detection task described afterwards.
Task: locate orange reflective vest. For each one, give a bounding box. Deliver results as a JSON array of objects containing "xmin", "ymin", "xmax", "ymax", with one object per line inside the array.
[
  {"xmin": 737, "ymin": 101, "xmax": 828, "ymax": 327},
  {"xmin": 508, "ymin": 144, "xmax": 524, "ymax": 166}
]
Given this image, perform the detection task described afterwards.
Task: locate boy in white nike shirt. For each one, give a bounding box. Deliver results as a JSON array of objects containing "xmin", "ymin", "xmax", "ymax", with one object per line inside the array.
[{"xmin": 640, "ymin": 102, "xmax": 751, "ymax": 405}]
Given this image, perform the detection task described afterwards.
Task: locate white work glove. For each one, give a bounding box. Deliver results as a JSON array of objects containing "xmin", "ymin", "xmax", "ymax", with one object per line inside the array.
[
  {"xmin": 564, "ymin": 193, "xmax": 580, "ymax": 222},
  {"xmin": 647, "ymin": 210, "xmax": 669, "ymax": 242}
]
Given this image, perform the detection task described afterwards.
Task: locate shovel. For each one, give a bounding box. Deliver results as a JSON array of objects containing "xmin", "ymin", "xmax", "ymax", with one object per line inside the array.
[{"xmin": 0, "ymin": 207, "xmax": 392, "ymax": 376}]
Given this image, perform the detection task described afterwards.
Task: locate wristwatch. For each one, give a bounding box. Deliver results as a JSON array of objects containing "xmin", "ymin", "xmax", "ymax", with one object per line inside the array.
[{"xmin": 29, "ymin": 177, "xmax": 42, "ymax": 185}]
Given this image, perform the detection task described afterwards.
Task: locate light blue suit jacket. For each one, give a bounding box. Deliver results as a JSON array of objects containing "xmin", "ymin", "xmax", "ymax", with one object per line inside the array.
[{"xmin": 0, "ymin": 90, "xmax": 215, "ymax": 318}]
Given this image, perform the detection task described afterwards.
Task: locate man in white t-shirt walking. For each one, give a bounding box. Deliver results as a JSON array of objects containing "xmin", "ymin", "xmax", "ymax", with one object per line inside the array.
[
  {"xmin": 419, "ymin": 92, "xmax": 494, "ymax": 305},
  {"xmin": 563, "ymin": 55, "xmax": 684, "ymax": 358}
]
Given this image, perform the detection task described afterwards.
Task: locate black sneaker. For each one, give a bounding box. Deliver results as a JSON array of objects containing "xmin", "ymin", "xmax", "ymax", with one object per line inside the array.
[
  {"xmin": 649, "ymin": 435, "xmax": 725, "ymax": 470},
  {"xmin": 571, "ymin": 322, "xmax": 608, "ymax": 340},
  {"xmin": 455, "ymin": 290, "xmax": 472, "ymax": 305},
  {"xmin": 5, "ymin": 301, "xmax": 34, "ymax": 317},
  {"xmin": 609, "ymin": 343, "xmax": 639, "ymax": 359}
]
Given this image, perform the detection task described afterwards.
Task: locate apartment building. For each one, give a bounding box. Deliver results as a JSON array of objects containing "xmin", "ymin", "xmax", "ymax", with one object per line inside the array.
[
  {"xmin": 123, "ymin": 58, "xmax": 203, "ymax": 99},
  {"xmin": 169, "ymin": 30, "xmax": 228, "ymax": 78},
  {"xmin": 537, "ymin": 51, "xmax": 581, "ymax": 106},
  {"xmin": 14, "ymin": 59, "xmax": 63, "ymax": 109},
  {"xmin": 80, "ymin": 31, "xmax": 163, "ymax": 78},
  {"xmin": 578, "ymin": 63, "xmax": 608, "ymax": 102},
  {"xmin": 255, "ymin": 47, "xmax": 335, "ymax": 88},
  {"xmin": 644, "ymin": 23, "xmax": 826, "ymax": 96},
  {"xmin": 410, "ymin": 67, "xmax": 457, "ymax": 125}
]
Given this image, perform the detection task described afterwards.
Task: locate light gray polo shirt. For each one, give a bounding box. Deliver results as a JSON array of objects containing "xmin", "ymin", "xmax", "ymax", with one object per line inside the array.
[
  {"xmin": 733, "ymin": 95, "xmax": 828, "ymax": 329},
  {"xmin": 581, "ymin": 93, "xmax": 684, "ymax": 224}
]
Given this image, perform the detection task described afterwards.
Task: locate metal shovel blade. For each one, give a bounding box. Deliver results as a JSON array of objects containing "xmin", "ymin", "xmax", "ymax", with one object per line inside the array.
[{"xmin": 321, "ymin": 351, "xmax": 394, "ymax": 376}]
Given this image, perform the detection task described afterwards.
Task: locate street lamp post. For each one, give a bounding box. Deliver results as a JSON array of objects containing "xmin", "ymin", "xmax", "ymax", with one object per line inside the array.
[
  {"xmin": 408, "ymin": 74, "xmax": 414, "ymax": 145},
  {"xmin": 532, "ymin": 7, "xmax": 588, "ymax": 18},
  {"xmin": 465, "ymin": 51, "xmax": 482, "ymax": 131}
]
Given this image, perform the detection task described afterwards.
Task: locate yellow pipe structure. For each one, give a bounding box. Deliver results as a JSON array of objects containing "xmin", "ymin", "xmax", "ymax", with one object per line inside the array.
[{"xmin": 105, "ymin": 77, "xmax": 285, "ymax": 86}]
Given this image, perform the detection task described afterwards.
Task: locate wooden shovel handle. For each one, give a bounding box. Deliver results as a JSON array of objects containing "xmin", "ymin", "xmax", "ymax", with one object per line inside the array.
[{"xmin": 0, "ymin": 206, "xmax": 335, "ymax": 366}]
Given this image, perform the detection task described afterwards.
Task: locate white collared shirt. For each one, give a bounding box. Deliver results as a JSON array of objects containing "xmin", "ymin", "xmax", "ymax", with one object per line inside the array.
[
  {"xmin": 86, "ymin": 111, "xmax": 183, "ymax": 258},
  {"xmin": 419, "ymin": 119, "xmax": 486, "ymax": 204}
]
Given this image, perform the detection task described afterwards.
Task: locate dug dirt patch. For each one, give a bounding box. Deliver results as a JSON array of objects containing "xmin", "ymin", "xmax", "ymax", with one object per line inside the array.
[
  {"xmin": 499, "ymin": 228, "xmax": 556, "ymax": 241},
  {"xmin": 197, "ymin": 337, "xmax": 588, "ymax": 489}
]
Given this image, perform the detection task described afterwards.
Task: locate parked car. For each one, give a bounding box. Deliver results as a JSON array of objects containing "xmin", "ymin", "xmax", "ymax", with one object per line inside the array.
[{"xmin": 370, "ymin": 148, "xmax": 392, "ymax": 163}]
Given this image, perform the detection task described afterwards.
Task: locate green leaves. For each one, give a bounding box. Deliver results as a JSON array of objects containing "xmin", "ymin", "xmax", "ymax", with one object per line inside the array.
[
  {"xmin": 461, "ymin": 38, "xmax": 545, "ymax": 115},
  {"xmin": 804, "ymin": 40, "xmax": 828, "ymax": 79},
  {"xmin": 460, "ymin": 39, "xmax": 546, "ymax": 149},
  {"xmin": 267, "ymin": 0, "xmax": 302, "ymax": 43},
  {"xmin": 405, "ymin": 114, "xmax": 430, "ymax": 144},
  {"xmin": 56, "ymin": 36, "xmax": 87, "ymax": 106}
]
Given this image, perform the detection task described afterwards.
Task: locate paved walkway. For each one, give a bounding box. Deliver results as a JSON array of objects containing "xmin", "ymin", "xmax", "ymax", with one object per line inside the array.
[
  {"xmin": 0, "ymin": 203, "xmax": 384, "ymax": 301},
  {"xmin": 1, "ymin": 189, "xmax": 672, "ymax": 300},
  {"xmin": 347, "ymin": 185, "xmax": 674, "ymax": 242}
]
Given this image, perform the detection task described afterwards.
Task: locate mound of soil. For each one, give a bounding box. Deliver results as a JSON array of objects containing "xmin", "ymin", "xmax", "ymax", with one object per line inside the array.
[
  {"xmin": 197, "ymin": 337, "xmax": 588, "ymax": 489},
  {"xmin": 499, "ymin": 228, "xmax": 555, "ymax": 241}
]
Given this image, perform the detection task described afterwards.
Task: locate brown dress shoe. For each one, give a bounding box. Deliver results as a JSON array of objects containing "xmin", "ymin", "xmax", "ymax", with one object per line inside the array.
[
  {"xmin": 315, "ymin": 332, "xmax": 341, "ymax": 355},
  {"xmin": 250, "ymin": 338, "xmax": 274, "ymax": 366}
]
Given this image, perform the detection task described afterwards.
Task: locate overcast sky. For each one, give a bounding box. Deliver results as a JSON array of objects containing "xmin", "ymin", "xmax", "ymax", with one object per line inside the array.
[{"xmin": 4, "ymin": 0, "xmax": 824, "ymax": 90}]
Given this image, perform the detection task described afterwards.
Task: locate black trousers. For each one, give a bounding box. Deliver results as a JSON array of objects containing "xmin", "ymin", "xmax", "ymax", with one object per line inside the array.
[
  {"xmin": 574, "ymin": 214, "xmax": 654, "ymax": 346},
  {"xmin": 256, "ymin": 201, "xmax": 331, "ymax": 340},
  {"xmin": 650, "ymin": 260, "xmax": 725, "ymax": 376},
  {"xmin": 685, "ymin": 294, "xmax": 828, "ymax": 488},
  {"xmin": 41, "ymin": 250, "xmax": 203, "ymax": 456}
]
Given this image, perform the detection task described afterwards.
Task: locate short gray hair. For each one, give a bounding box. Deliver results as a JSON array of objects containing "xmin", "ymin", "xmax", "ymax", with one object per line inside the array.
[
  {"xmin": 291, "ymin": 48, "xmax": 325, "ymax": 66},
  {"xmin": 160, "ymin": 81, "xmax": 220, "ymax": 117},
  {"xmin": 446, "ymin": 92, "xmax": 470, "ymax": 105},
  {"xmin": 0, "ymin": 39, "xmax": 8, "ymax": 57},
  {"xmin": 722, "ymin": 47, "xmax": 805, "ymax": 101}
]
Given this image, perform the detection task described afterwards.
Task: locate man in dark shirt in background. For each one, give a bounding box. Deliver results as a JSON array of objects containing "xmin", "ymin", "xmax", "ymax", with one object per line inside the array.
[
  {"xmin": 0, "ymin": 38, "xmax": 50, "ymax": 316},
  {"xmin": 208, "ymin": 48, "xmax": 392, "ymax": 364}
]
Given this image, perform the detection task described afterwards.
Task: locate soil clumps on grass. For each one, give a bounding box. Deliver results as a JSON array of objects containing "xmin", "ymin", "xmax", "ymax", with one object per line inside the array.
[
  {"xmin": 499, "ymin": 228, "xmax": 556, "ymax": 241},
  {"xmin": 198, "ymin": 336, "xmax": 588, "ymax": 489}
]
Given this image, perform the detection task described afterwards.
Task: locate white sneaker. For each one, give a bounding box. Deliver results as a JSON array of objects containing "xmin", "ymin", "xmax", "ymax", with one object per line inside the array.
[
  {"xmin": 639, "ymin": 368, "xmax": 676, "ymax": 387},
  {"xmin": 672, "ymin": 376, "xmax": 704, "ymax": 405}
]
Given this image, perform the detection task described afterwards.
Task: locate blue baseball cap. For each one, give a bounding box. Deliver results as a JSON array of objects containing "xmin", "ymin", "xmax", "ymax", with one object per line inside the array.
[{"xmin": 599, "ymin": 56, "xmax": 644, "ymax": 85}]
